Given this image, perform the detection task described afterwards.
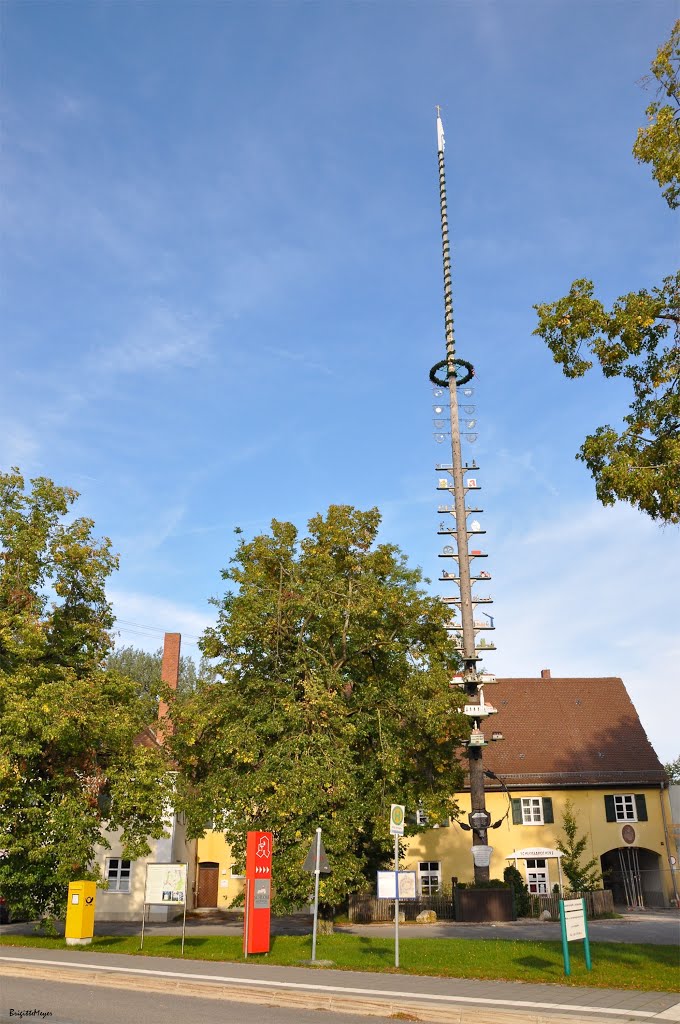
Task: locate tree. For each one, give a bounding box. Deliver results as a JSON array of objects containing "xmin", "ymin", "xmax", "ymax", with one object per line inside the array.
[
  {"xmin": 0, "ymin": 470, "xmax": 170, "ymax": 920},
  {"xmin": 534, "ymin": 23, "xmax": 680, "ymax": 524},
  {"xmin": 555, "ymin": 800, "xmax": 602, "ymax": 892},
  {"xmin": 503, "ymin": 864, "xmax": 530, "ymax": 918},
  {"xmin": 106, "ymin": 645, "xmax": 217, "ymax": 696},
  {"xmin": 633, "ymin": 20, "xmax": 680, "ymax": 209},
  {"xmin": 664, "ymin": 756, "xmax": 680, "ymax": 782},
  {"xmin": 169, "ymin": 505, "xmax": 468, "ymax": 914}
]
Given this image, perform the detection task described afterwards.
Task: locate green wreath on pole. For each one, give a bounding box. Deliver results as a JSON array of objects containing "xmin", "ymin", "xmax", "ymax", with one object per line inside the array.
[{"xmin": 429, "ymin": 359, "xmax": 474, "ymax": 387}]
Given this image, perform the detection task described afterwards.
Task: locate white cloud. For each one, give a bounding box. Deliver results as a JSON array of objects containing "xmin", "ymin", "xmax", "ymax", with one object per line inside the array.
[
  {"xmin": 93, "ymin": 304, "xmax": 212, "ymax": 376},
  {"xmin": 480, "ymin": 500, "xmax": 680, "ymax": 761}
]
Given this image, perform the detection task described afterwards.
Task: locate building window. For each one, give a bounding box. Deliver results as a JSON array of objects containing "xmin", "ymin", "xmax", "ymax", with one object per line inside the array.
[
  {"xmin": 521, "ymin": 798, "xmax": 544, "ymax": 824},
  {"xmin": 418, "ymin": 861, "xmax": 441, "ymax": 896},
  {"xmin": 614, "ymin": 795, "xmax": 637, "ymax": 821},
  {"xmin": 525, "ymin": 858, "xmax": 548, "ymax": 894},
  {"xmin": 106, "ymin": 858, "xmax": 131, "ymax": 893}
]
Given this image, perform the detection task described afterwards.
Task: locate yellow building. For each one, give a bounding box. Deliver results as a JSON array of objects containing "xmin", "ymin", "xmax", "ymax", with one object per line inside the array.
[
  {"xmin": 404, "ymin": 673, "xmax": 677, "ymax": 908},
  {"xmin": 194, "ymin": 829, "xmax": 245, "ymax": 909}
]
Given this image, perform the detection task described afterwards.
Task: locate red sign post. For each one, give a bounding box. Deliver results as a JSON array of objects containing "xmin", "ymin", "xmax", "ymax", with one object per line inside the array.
[{"xmin": 243, "ymin": 831, "xmax": 272, "ymax": 954}]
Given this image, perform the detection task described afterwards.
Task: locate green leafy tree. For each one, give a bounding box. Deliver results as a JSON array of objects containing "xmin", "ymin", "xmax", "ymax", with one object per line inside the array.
[
  {"xmin": 555, "ymin": 800, "xmax": 602, "ymax": 893},
  {"xmin": 664, "ymin": 756, "xmax": 680, "ymax": 782},
  {"xmin": 633, "ymin": 20, "xmax": 680, "ymax": 209},
  {"xmin": 534, "ymin": 24, "xmax": 680, "ymax": 524},
  {"xmin": 169, "ymin": 505, "xmax": 467, "ymax": 915},
  {"xmin": 0, "ymin": 470, "xmax": 170, "ymax": 920}
]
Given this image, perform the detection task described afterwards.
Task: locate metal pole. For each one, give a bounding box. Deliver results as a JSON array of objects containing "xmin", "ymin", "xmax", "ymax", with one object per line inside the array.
[
  {"xmin": 559, "ymin": 900, "xmax": 570, "ymax": 976},
  {"xmin": 582, "ymin": 898, "xmax": 592, "ymax": 971},
  {"xmin": 181, "ymin": 898, "xmax": 186, "ymax": 956},
  {"xmin": 394, "ymin": 832, "xmax": 400, "ymax": 968},
  {"xmin": 436, "ymin": 109, "xmax": 489, "ymax": 882},
  {"xmin": 243, "ymin": 878, "xmax": 249, "ymax": 958},
  {"xmin": 311, "ymin": 827, "xmax": 321, "ymax": 962}
]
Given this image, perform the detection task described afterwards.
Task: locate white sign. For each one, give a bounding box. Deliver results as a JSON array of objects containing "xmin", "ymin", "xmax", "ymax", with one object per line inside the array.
[
  {"xmin": 563, "ymin": 899, "xmax": 586, "ymax": 941},
  {"xmin": 144, "ymin": 863, "xmax": 188, "ymax": 905},
  {"xmin": 506, "ymin": 848, "xmax": 564, "ymax": 860},
  {"xmin": 390, "ymin": 804, "xmax": 405, "ymax": 836},
  {"xmin": 377, "ymin": 871, "xmax": 417, "ymax": 900},
  {"xmin": 565, "ymin": 914, "xmax": 586, "ymax": 940}
]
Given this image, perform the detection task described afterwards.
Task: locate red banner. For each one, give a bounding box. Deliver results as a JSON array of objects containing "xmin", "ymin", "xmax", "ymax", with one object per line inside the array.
[{"xmin": 244, "ymin": 831, "xmax": 272, "ymax": 954}]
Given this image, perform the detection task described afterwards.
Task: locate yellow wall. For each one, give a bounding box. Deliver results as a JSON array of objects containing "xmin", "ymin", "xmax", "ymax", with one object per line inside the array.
[
  {"xmin": 403, "ymin": 787, "xmax": 673, "ymax": 900},
  {"xmin": 196, "ymin": 831, "xmax": 244, "ymax": 907}
]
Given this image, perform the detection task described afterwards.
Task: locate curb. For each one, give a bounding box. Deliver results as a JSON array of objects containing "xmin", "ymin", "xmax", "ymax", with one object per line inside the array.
[{"xmin": 0, "ymin": 962, "xmax": 669, "ymax": 1024}]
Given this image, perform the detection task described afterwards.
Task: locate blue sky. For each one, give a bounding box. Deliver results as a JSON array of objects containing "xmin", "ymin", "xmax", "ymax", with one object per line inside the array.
[{"xmin": 1, "ymin": 2, "xmax": 678, "ymax": 760}]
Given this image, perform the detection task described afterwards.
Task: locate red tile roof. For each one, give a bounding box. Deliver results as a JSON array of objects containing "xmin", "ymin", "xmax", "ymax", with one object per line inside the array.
[{"xmin": 476, "ymin": 677, "xmax": 666, "ymax": 789}]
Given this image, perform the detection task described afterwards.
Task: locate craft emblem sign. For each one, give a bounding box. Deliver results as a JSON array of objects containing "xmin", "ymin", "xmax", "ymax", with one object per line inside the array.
[
  {"xmin": 390, "ymin": 804, "xmax": 405, "ymax": 836},
  {"xmin": 621, "ymin": 824, "xmax": 636, "ymax": 845}
]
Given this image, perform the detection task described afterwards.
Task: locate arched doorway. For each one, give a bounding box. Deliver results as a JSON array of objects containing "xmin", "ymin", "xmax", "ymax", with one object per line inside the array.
[
  {"xmin": 600, "ymin": 847, "xmax": 665, "ymax": 908},
  {"xmin": 196, "ymin": 861, "xmax": 219, "ymax": 908}
]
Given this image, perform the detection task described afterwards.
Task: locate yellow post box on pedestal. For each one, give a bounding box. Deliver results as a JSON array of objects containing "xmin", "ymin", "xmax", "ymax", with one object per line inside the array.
[{"xmin": 65, "ymin": 881, "xmax": 96, "ymax": 945}]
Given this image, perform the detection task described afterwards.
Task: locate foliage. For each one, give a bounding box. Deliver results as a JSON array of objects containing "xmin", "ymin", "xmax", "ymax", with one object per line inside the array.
[
  {"xmin": 533, "ymin": 24, "xmax": 680, "ymax": 524},
  {"xmin": 0, "ymin": 470, "xmax": 170, "ymax": 920},
  {"xmin": 503, "ymin": 864, "xmax": 530, "ymax": 917},
  {"xmin": 556, "ymin": 800, "xmax": 602, "ymax": 892},
  {"xmin": 664, "ymin": 756, "xmax": 680, "ymax": 782},
  {"xmin": 169, "ymin": 505, "xmax": 467, "ymax": 914},
  {"xmin": 106, "ymin": 645, "xmax": 217, "ymax": 697},
  {"xmin": 633, "ymin": 20, "xmax": 680, "ymax": 209}
]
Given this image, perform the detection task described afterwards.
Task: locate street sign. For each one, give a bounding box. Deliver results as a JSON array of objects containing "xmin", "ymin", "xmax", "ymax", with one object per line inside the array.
[
  {"xmin": 303, "ymin": 836, "xmax": 331, "ymax": 874},
  {"xmin": 390, "ymin": 804, "xmax": 405, "ymax": 836}
]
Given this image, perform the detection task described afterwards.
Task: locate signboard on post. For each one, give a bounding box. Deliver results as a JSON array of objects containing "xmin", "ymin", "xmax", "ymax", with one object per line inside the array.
[
  {"xmin": 243, "ymin": 831, "xmax": 272, "ymax": 955},
  {"xmin": 377, "ymin": 871, "xmax": 417, "ymax": 900},
  {"xmin": 140, "ymin": 863, "xmax": 188, "ymax": 954},
  {"xmin": 390, "ymin": 805, "xmax": 405, "ymax": 835},
  {"xmin": 559, "ymin": 897, "xmax": 592, "ymax": 976}
]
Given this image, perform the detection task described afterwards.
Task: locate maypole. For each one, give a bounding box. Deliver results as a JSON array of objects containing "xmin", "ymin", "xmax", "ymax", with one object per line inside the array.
[{"xmin": 430, "ymin": 108, "xmax": 498, "ymax": 883}]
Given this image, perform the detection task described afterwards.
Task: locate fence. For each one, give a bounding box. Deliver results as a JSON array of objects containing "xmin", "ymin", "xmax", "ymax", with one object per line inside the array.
[
  {"xmin": 348, "ymin": 894, "xmax": 455, "ymax": 923},
  {"xmin": 529, "ymin": 889, "xmax": 614, "ymax": 920}
]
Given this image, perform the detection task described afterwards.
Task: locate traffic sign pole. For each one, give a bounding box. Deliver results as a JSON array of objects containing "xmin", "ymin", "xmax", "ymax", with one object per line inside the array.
[
  {"xmin": 394, "ymin": 831, "xmax": 400, "ymax": 968},
  {"xmin": 311, "ymin": 827, "xmax": 322, "ymax": 962}
]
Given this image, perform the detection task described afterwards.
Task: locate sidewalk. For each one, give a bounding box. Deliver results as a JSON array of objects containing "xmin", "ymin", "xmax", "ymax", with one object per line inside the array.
[{"xmin": 0, "ymin": 944, "xmax": 679, "ymax": 1024}]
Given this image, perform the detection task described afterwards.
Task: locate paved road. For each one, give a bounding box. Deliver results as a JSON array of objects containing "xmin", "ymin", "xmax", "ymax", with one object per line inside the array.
[
  {"xmin": 1, "ymin": 946, "xmax": 678, "ymax": 1024},
  {"xmin": 4, "ymin": 909, "xmax": 678, "ymax": 946},
  {"xmin": 0, "ymin": 975, "xmax": 395, "ymax": 1024}
]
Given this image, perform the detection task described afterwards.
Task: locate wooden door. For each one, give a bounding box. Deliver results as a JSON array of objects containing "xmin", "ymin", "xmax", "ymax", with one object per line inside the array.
[{"xmin": 197, "ymin": 862, "xmax": 219, "ymax": 907}]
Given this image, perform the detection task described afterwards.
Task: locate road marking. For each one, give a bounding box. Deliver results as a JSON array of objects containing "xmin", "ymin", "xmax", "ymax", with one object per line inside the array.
[{"xmin": 1, "ymin": 955, "xmax": 676, "ymax": 1019}]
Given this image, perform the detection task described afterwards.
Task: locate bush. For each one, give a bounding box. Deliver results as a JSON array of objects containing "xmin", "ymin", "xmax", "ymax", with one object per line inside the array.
[{"xmin": 503, "ymin": 865, "xmax": 530, "ymax": 917}]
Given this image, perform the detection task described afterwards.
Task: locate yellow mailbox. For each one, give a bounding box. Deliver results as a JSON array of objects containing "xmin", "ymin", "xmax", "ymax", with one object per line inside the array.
[{"xmin": 65, "ymin": 880, "xmax": 96, "ymax": 945}]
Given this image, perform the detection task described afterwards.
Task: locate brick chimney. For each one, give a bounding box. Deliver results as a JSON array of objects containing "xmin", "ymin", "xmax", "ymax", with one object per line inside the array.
[
  {"xmin": 157, "ymin": 632, "xmax": 181, "ymax": 742},
  {"xmin": 540, "ymin": 668, "xmax": 551, "ymax": 679}
]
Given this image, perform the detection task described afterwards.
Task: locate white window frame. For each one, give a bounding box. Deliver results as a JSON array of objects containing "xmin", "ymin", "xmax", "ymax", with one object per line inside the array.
[
  {"xmin": 418, "ymin": 861, "xmax": 441, "ymax": 896},
  {"xmin": 614, "ymin": 794, "xmax": 637, "ymax": 822},
  {"xmin": 525, "ymin": 858, "xmax": 549, "ymax": 894},
  {"xmin": 106, "ymin": 858, "xmax": 132, "ymax": 893},
  {"xmin": 521, "ymin": 797, "xmax": 544, "ymax": 825}
]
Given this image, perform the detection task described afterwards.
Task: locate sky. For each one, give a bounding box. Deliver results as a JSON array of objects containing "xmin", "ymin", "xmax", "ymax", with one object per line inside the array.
[{"xmin": 1, "ymin": 1, "xmax": 678, "ymax": 761}]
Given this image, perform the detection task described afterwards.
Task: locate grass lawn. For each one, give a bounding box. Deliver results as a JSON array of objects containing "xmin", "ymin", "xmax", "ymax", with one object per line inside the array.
[{"xmin": 1, "ymin": 932, "xmax": 677, "ymax": 992}]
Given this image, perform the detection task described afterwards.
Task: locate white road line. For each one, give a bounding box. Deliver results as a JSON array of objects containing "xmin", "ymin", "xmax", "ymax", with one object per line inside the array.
[{"xmin": 1, "ymin": 955, "xmax": 676, "ymax": 1019}]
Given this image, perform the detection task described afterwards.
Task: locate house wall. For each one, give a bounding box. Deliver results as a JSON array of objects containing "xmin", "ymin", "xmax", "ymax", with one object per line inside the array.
[
  {"xmin": 196, "ymin": 831, "xmax": 245, "ymax": 908},
  {"xmin": 404, "ymin": 786, "xmax": 673, "ymax": 905},
  {"xmin": 93, "ymin": 811, "xmax": 195, "ymax": 922}
]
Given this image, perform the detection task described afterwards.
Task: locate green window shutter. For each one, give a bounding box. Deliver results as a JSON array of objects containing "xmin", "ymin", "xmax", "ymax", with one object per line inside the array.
[
  {"xmin": 542, "ymin": 797, "xmax": 554, "ymax": 824},
  {"xmin": 511, "ymin": 799, "xmax": 523, "ymax": 825},
  {"xmin": 604, "ymin": 795, "xmax": 616, "ymax": 822},
  {"xmin": 635, "ymin": 795, "xmax": 648, "ymax": 821}
]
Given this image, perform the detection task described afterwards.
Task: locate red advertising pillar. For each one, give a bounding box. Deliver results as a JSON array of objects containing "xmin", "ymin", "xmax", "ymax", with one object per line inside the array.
[{"xmin": 243, "ymin": 831, "xmax": 272, "ymax": 954}]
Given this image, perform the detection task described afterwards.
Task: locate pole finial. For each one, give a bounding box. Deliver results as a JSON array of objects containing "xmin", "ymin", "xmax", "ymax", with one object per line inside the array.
[{"xmin": 436, "ymin": 104, "xmax": 441, "ymax": 118}]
